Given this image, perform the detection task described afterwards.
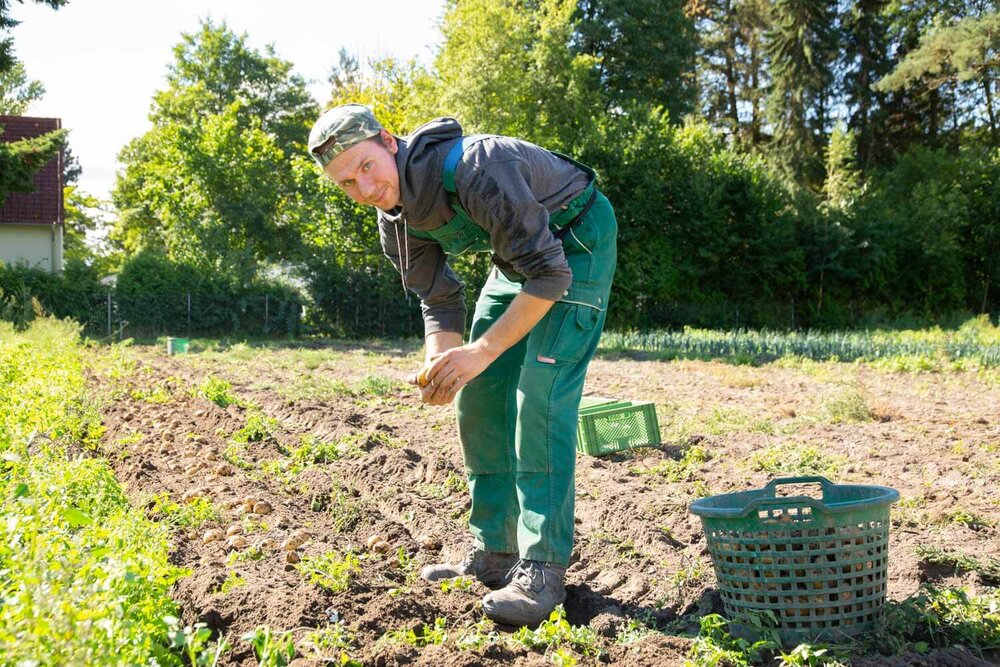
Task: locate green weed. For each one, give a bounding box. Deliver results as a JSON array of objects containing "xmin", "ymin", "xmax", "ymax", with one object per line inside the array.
[
  {"xmin": 241, "ymin": 626, "xmax": 296, "ymax": 667},
  {"xmin": 685, "ymin": 613, "xmax": 778, "ymax": 667},
  {"xmin": 328, "ymin": 489, "xmax": 363, "ymax": 533},
  {"xmin": 165, "ymin": 616, "xmax": 231, "ymax": 666},
  {"xmin": 198, "ymin": 375, "xmax": 240, "ymax": 408},
  {"xmin": 439, "ymin": 576, "xmax": 474, "ymax": 593},
  {"xmin": 305, "ymin": 621, "xmax": 355, "ymax": 653},
  {"xmin": 455, "ymin": 619, "xmax": 500, "ymax": 650},
  {"xmin": 227, "ymin": 546, "xmax": 266, "ymax": 565},
  {"xmin": 215, "ymin": 570, "xmax": 247, "ymax": 595},
  {"xmin": 511, "ymin": 606, "xmax": 603, "ymax": 659},
  {"xmin": 130, "ymin": 380, "xmax": 174, "ymax": 404},
  {"xmin": 873, "ymin": 586, "xmax": 1000, "ymax": 653},
  {"xmin": 0, "ymin": 318, "xmax": 188, "ymax": 665},
  {"xmin": 615, "ymin": 617, "xmax": 655, "ymax": 645},
  {"xmin": 382, "ymin": 617, "xmax": 449, "ymax": 647},
  {"xmin": 232, "ymin": 410, "xmax": 279, "ymax": 443},
  {"xmin": 941, "ymin": 507, "xmax": 993, "ymax": 530},
  {"xmin": 148, "ymin": 492, "xmax": 220, "ymax": 528},
  {"xmin": 297, "ymin": 551, "xmax": 362, "ymax": 592}
]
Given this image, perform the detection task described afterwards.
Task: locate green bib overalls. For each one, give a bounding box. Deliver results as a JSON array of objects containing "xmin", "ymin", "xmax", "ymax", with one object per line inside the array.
[{"xmin": 410, "ymin": 136, "xmax": 618, "ymax": 565}]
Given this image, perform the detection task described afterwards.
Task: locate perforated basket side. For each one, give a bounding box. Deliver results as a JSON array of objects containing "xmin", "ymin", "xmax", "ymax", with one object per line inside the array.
[{"xmin": 699, "ymin": 500, "xmax": 892, "ymax": 644}]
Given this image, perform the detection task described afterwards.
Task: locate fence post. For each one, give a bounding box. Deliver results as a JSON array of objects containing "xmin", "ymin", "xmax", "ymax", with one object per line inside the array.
[
  {"xmin": 187, "ymin": 292, "xmax": 191, "ymax": 337},
  {"xmin": 107, "ymin": 292, "xmax": 112, "ymax": 337}
]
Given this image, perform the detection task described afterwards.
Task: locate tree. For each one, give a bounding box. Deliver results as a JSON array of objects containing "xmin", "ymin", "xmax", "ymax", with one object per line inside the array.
[
  {"xmin": 688, "ymin": 0, "xmax": 770, "ymax": 147},
  {"xmin": 0, "ymin": 0, "xmax": 67, "ymax": 207},
  {"xmin": 429, "ymin": 0, "xmax": 602, "ymax": 153},
  {"xmin": 840, "ymin": 0, "xmax": 893, "ymax": 167},
  {"xmin": 112, "ymin": 20, "xmax": 319, "ymax": 281},
  {"xmin": 0, "ymin": 58, "xmax": 43, "ymax": 114},
  {"xmin": 764, "ymin": 0, "xmax": 838, "ymax": 188},
  {"xmin": 575, "ymin": 0, "xmax": 698, "ymax": 118},
  {"xmin": 876, "ymin": 10, "xmax": 1000, "ymax": 147}
]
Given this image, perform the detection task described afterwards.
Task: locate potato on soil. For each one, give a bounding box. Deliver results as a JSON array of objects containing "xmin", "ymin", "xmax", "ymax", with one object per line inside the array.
[
  {"xmin": 252, "ymin": 501, "xmax": 273, "ymax": 515},
  {"xmin": 182, "ymin": 488, "xmax": 208, "ymax": 503},
  {"xmin": 203, "ymin": 529, "xmax": 224, "ymax": 544},
  {"xmin": 417, "ymin": 534, "xmax": 441, "ymax": 551},
  {"xmin": 371, "ymin": 540, "xmax": 391, "ymax": 554},
  {"xmin": 226, "ymin": 525, "xmax": 243, "ymax": 537},
  {"xmin": 366, "ymin": 534, "xmax": 384, "ymax": 550},
  {"xmin": 285, "ymin": 551, "xmax": 301, "ymax": 564},
  {"xmin": 226, "ymin": 535, "xmax": 249, "ymax": 550},
  {"xmin": 214, "ymin": 463, "xmax": 236, "ymax": 477}
]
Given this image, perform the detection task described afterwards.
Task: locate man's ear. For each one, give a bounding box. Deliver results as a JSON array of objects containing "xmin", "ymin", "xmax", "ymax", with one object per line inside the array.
[{"xmin": 382, "ymin": 129, "xmax": 398, "ymax": 154}]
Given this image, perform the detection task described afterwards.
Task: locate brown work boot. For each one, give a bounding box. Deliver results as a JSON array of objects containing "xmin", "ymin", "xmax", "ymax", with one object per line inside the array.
[
  {"xmin": 481, "ymin": 559, "xmax": 567, "ymax": 627},
  {"xmin": 420, "ymin": 547, "xmax": 517, "ymax": 590}
]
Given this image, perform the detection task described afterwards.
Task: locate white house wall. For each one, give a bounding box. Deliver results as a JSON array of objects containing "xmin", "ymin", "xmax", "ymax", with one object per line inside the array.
[{"xmin": 0, "ymin": 224, "xmax": 62, "ymax": 272}]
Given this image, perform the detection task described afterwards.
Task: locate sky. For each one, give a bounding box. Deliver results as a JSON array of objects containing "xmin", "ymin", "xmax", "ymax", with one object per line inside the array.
[{"xmin": 9, "ymin": 0, "xmax": 445, "ymax": 202}]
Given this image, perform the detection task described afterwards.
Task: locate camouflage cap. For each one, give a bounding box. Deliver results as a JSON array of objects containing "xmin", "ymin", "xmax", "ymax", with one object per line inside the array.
[{"xmin": 308, "ymin": 104, "xmax": 383, "ymax": 168}]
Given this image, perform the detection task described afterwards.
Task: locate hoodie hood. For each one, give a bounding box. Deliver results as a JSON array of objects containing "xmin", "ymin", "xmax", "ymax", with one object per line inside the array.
[{"xmin": 391, "ymin": 117, "xmax": 463, "ymax": 225}]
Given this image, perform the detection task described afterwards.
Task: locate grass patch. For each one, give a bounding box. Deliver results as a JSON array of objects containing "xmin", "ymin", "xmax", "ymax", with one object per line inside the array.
[
  {"xmin": 941, "ymin": 507, "xmax": 993, "ymax": 531},
  {"xmin": 278, "ymin": 373, "xmax": 409, "ymax": 402},
  {"xmin": 631, "ymin": 445, "xmax": 710, "ymax": 482},
  {"xmin": 669, "ymin": 407, "xmax": 777, "ymax": 440},
  {"xmin": 818, "ymin": 386, "xmax": 873, "ymax": 424},
  {"xmin": 747, "ymin": 442, "xmax": 846, "ymax": 477},
  {"xmin": 914, "ymin": 546, "xmax": 1000, "ymax": 584}
]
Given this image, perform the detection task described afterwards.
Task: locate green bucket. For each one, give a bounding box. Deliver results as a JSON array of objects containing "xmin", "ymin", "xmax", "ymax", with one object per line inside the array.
[
  {"xmin": 166, "ymin": 337, "xmax": 189, "ymax": 355},
  {"xmin": 691, "ymin": 476, "xmax": 899, "ymax": 644}
]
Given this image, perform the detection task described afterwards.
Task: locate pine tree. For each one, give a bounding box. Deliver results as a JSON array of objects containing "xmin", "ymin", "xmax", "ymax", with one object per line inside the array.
[{"xmin": 765, "ymin": 0, "xmax": 838, "ymax": 187}]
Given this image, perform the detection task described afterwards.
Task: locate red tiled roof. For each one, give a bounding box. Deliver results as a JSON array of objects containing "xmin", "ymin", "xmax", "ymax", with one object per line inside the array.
[{"xmin": 0, "ymin": 115, "xmax": 63, "ymax": 226}]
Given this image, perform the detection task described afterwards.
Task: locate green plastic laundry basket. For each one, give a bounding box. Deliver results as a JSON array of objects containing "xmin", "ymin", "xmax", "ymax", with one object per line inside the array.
[{"xmin": 691, "ymin": 476, "xmax": 899, "ymax": 644}]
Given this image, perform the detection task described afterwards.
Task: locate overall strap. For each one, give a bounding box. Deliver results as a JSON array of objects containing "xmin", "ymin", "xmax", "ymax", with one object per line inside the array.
[{"xmin": 442, "ymin": 134, "xmax": 495, "ymax": 193}]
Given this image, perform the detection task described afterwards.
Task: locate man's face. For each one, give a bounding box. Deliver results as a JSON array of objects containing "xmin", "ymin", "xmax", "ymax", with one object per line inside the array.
[{"xmin": 324, "ymin": 129, "xmax": 401, "ymax": 210}]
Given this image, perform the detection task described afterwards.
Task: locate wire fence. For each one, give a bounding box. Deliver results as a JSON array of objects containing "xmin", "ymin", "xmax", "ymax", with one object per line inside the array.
[{"xmin": 84, "ymin": 292, "xmax": 304, "ymax": 340}]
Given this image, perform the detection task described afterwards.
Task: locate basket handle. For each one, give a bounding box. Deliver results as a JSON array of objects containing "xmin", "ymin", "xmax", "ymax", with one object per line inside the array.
[
  {"xmin": 763, "ymin": 475, "xmax": 834, "ymax": 492},
  {"xmin": 740, "ymin": 495, "xmax": 828, "ymax": 517}
]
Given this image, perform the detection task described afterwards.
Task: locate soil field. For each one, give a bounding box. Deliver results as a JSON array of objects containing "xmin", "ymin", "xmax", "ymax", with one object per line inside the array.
[{"xmin": 88, "ymin": 341, "xmax": 1000, "ymax": 666}]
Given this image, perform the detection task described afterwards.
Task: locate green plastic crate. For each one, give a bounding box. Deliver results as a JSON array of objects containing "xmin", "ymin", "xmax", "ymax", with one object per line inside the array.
[
  {"xmin": 576, "ymin": 398, "xmax": 660, "ymax": 456},
  {"xmin": 690, "ymin": 476, "xmax": 899, "ymax": 644}
]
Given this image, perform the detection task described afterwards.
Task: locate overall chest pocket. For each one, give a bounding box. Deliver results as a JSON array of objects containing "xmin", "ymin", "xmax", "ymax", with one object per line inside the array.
[{"xmin": 410, "ymin": 208, "xmax": 493, "ymax": 256}]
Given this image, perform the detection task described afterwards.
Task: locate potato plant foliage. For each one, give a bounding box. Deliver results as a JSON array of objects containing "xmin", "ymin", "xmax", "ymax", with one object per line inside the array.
[{"xmin": 0, "ymin": 319, "xmax": 192, "ymax": 664}]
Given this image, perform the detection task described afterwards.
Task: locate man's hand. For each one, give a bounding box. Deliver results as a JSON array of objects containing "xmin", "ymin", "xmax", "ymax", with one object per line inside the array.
[
  {"xmin": 420, "ymin": 342, "xmax": 497, "ymax": 405},
  {"xmin": 407, "ymin": 292, "xmax": 556, "ymax": 406}
]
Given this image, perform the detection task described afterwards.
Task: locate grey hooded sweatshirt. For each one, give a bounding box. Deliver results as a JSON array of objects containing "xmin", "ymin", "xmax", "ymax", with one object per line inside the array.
[{"xmin": 378, "ymin": 118, "xmax": 590, "ymax": 337}]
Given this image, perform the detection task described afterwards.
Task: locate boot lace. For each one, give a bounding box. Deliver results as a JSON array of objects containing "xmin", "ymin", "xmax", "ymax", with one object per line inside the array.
[{"xmin": 506, "ymin": 559, "xmax": 545, "ymax": 592}]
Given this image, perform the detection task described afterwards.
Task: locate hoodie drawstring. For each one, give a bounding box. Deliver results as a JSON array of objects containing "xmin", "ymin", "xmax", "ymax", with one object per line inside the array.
[{"xmin": 394, "ymin": 220, "xmax": 410, "ymax": 300}]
